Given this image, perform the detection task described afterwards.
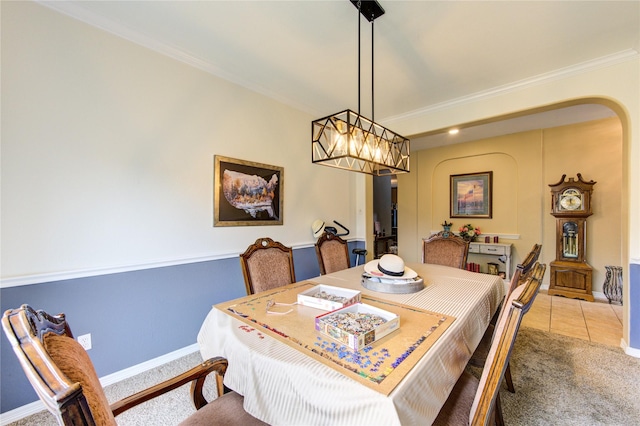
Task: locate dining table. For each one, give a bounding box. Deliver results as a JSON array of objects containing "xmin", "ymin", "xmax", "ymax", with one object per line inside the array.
[{"xmin": 197, "ymin": 263, "xmax": 505, "ymax": 425}]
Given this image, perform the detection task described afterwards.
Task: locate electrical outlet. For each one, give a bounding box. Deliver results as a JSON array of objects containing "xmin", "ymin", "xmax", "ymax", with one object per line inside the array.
[{"xmin": 77, "ymin": 333, "xmax": 92, "ymax": 350}]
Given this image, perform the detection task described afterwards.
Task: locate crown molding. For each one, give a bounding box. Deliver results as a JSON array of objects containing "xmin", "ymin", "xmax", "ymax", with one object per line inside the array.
[
  {"xmin": 38, "ymin": 1, "xmax": 639, "ymax": 125},
  {"xmin": 35, "ymin": 1, "xmax": 319, "ymax": 116},
  {"xmin": 383, "ymin": 49, "xmax": 639, "ymax": 125}
]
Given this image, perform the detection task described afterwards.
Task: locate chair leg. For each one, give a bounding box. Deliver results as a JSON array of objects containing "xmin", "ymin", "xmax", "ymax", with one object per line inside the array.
[
  {"xmin": 494, "ymin": 393, "xmax": 505, "ymax": 426},
  {"xmin": 504, "ymin": 362, "xmax": 515, "ymax": 393}
]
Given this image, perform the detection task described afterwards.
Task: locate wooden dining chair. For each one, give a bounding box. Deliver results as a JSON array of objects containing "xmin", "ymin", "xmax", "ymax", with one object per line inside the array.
[
  {"xmin": 486, "ymin": 243, "xmax": 542, "ymax": 331},
  {"xmin": 506, "ymin": 243, "xmax": 542, "ymax": 296},
  {"xmin": 2, "ymin": 305, "xmax": 267, "ymax": 426},
  {"xmin": 422, "ymin": 232, "xmax": 470, "ymax": 269},
  {"xmin": 315, "ymin": 231, "xmax": 350, "ymax": 275},
  {"xmin": 468, "ymin": 244, "xmax": 543, "ymax": 393},
  {"xmin": 433, "ymin": 262, "xmax": 546, "ymax": 426},
  {"xmin": 240, "ymin": 237, "xmax": 296, "ymax": 295}
]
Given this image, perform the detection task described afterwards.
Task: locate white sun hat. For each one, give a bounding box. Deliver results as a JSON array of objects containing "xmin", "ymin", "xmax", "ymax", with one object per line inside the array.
[
  {"xmin": 364, "ymin": 254, "xmax": 417, "ymax": 279},
  {"xmin": 312, "ymin": 219, "xmax": 326, "ymax": 239}
]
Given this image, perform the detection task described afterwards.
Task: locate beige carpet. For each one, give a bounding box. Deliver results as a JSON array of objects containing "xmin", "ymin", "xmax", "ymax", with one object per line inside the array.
[
  {"xmin": 496, "ymin": 327, "xmax": 640, "ymax": 426},
  {"xmin": 7, "ymin": 351, "xmax": 207, "ymax": 426},
  {"xmin": 8, "ymin": 327, "xmax": 640, "ymax": 425}
]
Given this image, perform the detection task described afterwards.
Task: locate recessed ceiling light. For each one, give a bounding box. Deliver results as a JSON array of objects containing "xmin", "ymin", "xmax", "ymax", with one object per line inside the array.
[{"xmin": 448, "ymin": 129, "xmax": 459, "ymax": 135}]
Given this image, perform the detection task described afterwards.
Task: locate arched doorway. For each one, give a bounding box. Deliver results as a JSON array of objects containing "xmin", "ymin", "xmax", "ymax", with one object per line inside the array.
[{"xmin": 402, "ymin": 98, "xmax": 628, "ymax": 348}]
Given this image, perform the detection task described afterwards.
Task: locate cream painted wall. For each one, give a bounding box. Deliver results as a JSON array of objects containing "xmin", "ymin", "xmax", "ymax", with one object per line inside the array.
[
  {"xmin": 431, "ymin": 154, "xmax": 520, "ymax": 237},
  {"xmin": 1, "ymin": 1, "xmax": 360, "ymax": 279},
  {"xmin": 388, "ymin": 56, "xmax": 638, "ymax": 348},
  {"xmin": 388, "ymin": 58, "xmax": 638, "ymax": 263},
  {"xmin": 400, "ymin": 130, "xmax": 543, "ymax": 268},
  {"xmin": 542, "ymin": 118, "xmax": 624, "ymax": 293},
  {"xmin": 399, "ymin": 117, "xmax": 622, "ymax": 295}
]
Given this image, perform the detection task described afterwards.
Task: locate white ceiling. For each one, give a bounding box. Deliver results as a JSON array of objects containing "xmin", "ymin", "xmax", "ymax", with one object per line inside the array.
[
  {"xmin": 41, "ymin": 0, "xmax": 639, "ymax": 150},
  {"xmin": 410, "ymin": 103, "xmax": 619, "ymax": 150}
]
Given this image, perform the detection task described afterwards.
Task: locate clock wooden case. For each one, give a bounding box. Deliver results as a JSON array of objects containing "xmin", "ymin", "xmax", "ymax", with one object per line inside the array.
[{"xmin": 548, "ymin": 174, "xmax": 596, "ymax": 301}]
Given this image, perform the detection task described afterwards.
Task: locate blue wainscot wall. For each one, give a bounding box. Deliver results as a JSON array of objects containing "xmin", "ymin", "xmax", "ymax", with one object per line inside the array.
[
  {"xmin": 631, "ymin": 263, "xmax": 640, "ymax": 349},
  {"xmin": 1, "ymin": 241, "xmax": 365, "ymax": 415}
]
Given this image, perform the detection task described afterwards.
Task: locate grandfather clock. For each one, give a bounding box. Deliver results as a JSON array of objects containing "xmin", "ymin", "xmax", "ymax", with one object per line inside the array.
[{"xmin": 548, "ymin": 174, "xmax": 596, "ymax": 301}]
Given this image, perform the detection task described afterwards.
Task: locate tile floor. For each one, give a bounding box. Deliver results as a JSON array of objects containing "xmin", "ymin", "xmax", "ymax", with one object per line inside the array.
[{"xmin": 522, "ymin": 291, "xmax": 624, "ymax": 347}]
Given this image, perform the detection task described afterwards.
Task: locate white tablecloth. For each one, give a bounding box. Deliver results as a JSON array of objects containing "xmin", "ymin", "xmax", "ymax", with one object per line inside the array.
[{"xmin": 197, "ymin": 263, "xmax": 504, "ymax": 425}]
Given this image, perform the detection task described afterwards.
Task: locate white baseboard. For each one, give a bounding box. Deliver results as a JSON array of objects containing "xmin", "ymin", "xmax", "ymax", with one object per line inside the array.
[
  {"xmin": 0, "ymin": 401, "xmax": 45, "ymax": 426},
  {"xmin": 0, "ymin": 343, "xmax": 200, "ymax": 425},
  {"xmin": 98, "ymin": 343, "xmax": 199, "ymax": 387},
  {"xmin": 622, "ymin": 339, "xmax": 640, "ymax": 358}
]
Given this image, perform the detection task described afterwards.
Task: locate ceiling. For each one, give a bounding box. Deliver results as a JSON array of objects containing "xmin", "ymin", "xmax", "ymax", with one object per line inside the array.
[
  {"xmin": 410, "ymin": 103, "xmax": 619, "ymax": 150},
  {"xmin": 41, "ymin": 1, "xmax": 639, "ymax": 150}
]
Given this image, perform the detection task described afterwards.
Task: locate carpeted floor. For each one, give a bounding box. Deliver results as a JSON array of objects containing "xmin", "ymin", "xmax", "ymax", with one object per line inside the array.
[
  {"xmin": 496, "ymin": 327, "xmax": 640, "ymax": 426},
  {"xmin": 8, "ymin": 327, "xmax": 640, "ymax": 425},
  {"xmin": 6, "ymin": 351, "xmax": 207, "ymax": 426}
]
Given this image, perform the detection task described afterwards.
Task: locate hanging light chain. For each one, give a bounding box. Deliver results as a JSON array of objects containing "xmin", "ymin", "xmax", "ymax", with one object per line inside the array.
[
  {"xmin": 310, "ymin": 1, "xmax": 410, "ymax": 176},
  {"xmin": 371, "ymin": 18, "xmax": 374, "ymax": 122},
  {"xmin": 357, "ymin": 1, "xmax": 361, "ymax": 116}
]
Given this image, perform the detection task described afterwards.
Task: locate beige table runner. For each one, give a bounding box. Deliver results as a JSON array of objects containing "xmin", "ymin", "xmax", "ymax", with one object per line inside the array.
[{"xmin": 215, "ymin": 280, "xmax": 455, "ymax": 395}]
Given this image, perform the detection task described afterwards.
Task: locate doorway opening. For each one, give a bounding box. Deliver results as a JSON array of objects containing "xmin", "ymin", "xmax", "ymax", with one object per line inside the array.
[{"xmin": 373, "ymin": 175, "xmax": 398, "ymax": 258}]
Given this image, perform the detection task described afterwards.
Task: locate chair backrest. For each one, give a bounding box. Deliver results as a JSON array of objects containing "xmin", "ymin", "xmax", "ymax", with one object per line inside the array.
[
  {"xmin": 469, "ymin": 262, "xmax": 546, "ymax": 426},
  {"xmin": 2, "ymin": 305, "xmax": 116, "ymax": 426},
  {"xmin": 506, "ymin": 243, "xmax": 542, "ymax": 296},
  {"xmin": 315, "ymin": 231, "xmax": 350, "ymax": 275},
  {"xmin": 422, "ymin": 232, "xmax": 470, "ymax": 269},
  {"xmin": 520, "ymin": 244, "xmax": 542, "ymax": 274},
  {"xmin": 240, "ymin": 237, "xmax": 296, "ymax": 294}
]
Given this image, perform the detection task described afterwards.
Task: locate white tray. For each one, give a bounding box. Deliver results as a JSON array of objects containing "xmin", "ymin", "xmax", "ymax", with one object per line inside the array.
[{"xmin": 361, "ymin": 275, "xmax": 424, "ymax": 294}]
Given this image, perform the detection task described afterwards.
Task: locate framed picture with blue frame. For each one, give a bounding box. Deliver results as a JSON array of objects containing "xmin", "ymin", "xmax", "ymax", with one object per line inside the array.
[{"xmin": 450, "ymin": 171, "xmax": 493, "ymax": 218}]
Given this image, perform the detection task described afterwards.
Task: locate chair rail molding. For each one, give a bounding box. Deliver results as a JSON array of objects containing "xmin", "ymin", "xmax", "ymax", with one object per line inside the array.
[{"xmin": 1, "ymin": 238, "xmax": 366, "ymax": 288}]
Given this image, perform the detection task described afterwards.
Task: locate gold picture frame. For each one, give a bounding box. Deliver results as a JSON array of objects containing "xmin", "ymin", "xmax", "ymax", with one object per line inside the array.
[{"xmin": 214, "ymin": 156, "xmax": 284, "ymax": 226}]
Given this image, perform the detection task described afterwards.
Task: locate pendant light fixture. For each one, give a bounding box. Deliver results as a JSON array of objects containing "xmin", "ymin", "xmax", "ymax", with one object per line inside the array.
[{"xmin": 311, "ymin": 0, "xmax": 410, "ymax": 176}]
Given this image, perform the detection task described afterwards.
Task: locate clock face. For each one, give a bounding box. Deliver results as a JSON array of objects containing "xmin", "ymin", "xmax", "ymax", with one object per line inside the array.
[{"xmin": 559, "ymin": 189, "xmax": 583, "ymax": 211}]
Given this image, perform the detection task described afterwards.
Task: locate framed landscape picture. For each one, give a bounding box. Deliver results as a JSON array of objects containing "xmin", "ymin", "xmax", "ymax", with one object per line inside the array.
[
  {"xmin": 214, "ymin": 155, "xmax": 283, "ymax": 226},
  {"xmin": 450, "ymin": 171, "xmax": 493, "ymax": 218}
]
